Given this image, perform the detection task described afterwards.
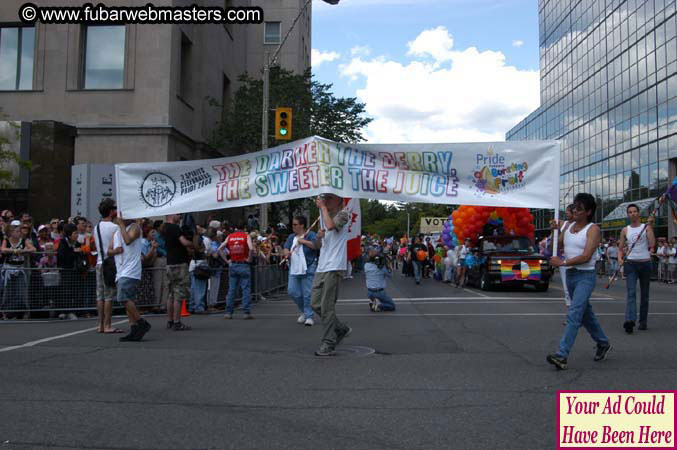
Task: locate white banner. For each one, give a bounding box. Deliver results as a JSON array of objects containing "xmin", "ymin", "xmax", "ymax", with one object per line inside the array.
[{"xmin": 116, "ymin": 136, "xmax": 560, "ymax": 219}]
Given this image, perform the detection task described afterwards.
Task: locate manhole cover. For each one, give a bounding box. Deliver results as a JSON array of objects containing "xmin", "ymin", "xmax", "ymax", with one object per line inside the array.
[{"xmin": 296, "ymin": 345, "xmax": 376, "ymax": 358}]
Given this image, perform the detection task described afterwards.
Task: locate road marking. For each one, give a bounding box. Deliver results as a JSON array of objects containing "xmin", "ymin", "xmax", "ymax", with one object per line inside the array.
[
  {"xmin": 463, "ymin": 288, "xmax": 489, "ymax": 298},
  {"xmin": 0, "ymin": 319, "xmax": 128, "ymax": 354},
  {"xmin": 271, "ymin": 297, "xmax": 677, "ymax": 305},
  {"xmin": 253, "ymin": 312, "xmax": 677, "ymax": 317}
]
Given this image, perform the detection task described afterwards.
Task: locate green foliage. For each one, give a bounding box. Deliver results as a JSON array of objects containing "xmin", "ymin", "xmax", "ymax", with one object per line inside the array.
[
  {"xmin": 0, "ymin": 115, "xmax": 32, "ymax": 189},
  {"xmin": 360, "ymin": 199, "xmax": 455, "ymax": 238},
  {"xmin": 208, "ymin": 67, "xmax": 372, "ymax": 153}
]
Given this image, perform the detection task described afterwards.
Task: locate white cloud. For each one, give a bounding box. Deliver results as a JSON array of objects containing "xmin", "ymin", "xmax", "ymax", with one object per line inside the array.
[
  {"xmin": 406, "ymin": 26, "xmax": 454, "ymax": 63},
  {"xmin": 350, "ymin": 45, "xmax": 371, "ymax": 58},
  {"xmin": 339, "ymin": 26, "xmax": 540, "ymax": 143},
  {"xmin": 512, "ymin": 40, "xmax": 524, "ymax": 47},
  {"xmin": 311, "ymin": 49, "xmax": 340, "ymax": 68}
]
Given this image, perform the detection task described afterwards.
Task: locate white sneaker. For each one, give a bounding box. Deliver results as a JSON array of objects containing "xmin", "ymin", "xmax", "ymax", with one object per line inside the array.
[
  {"xmin": 304, "ymin": 318, "xmax": 314, "ymax": 326},
  {"xmin": 297, "ymin": 314, "xmax": 306, "ymax": 324}
]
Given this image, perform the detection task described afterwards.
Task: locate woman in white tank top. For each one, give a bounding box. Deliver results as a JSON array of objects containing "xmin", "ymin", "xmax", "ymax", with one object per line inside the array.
[
  {"xmin": 618, "ymin": 203, "xmax": 656, "ymax": 333},
  {"xmin": 546, "ymin": 193, "xmax": 611, "ymax": 370}
]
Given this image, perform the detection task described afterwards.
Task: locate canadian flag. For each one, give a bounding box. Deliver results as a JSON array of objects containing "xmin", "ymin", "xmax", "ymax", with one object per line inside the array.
[{"xmin": 344, "ymin": 198, "xmax": 361, "ymax": 261}]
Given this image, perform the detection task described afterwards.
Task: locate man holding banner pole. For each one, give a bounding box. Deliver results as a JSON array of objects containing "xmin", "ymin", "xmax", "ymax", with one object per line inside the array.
[{"xmin": 311, "ymin": 194, "xmax": 352, "ymax": 357}]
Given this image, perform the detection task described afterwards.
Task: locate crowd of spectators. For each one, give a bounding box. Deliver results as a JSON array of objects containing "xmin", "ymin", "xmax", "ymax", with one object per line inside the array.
[
  {"xmin": 0, "ymin": 208, "xmax": 289, "ymax": 320},
  {"xmin": 1, "ymin": 204, "xmax": 673, "ymax": 320}
]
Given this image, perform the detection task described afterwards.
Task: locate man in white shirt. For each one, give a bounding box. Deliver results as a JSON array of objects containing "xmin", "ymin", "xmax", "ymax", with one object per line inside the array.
[
  {"xmin": 110, "ymin": 213, "xmax": 151, "ymax": 342},
  {"xmin": 668, "ymin": 239, "xmax": 677, "ymax": 284},
  {"xmin": 94, "ymin": 199, "xmax": 119, "ymax": 334},
  {"xmin": 310, "ymin": 194, "xmax": 352, "ymax": 356},
  {"xmin": 655, "ymin": 238, "xmax": 670, "ymax": 282}
]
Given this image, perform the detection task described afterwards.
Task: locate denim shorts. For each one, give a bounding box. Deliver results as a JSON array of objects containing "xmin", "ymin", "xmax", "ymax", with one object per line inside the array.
[{"xmin": 117, "ymin": 277, "xmax": 140, "ymax": 302}]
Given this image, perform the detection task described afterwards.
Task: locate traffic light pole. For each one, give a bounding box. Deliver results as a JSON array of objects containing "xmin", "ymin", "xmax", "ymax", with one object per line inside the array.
[
  {"xmin": 260, "ymin": 54, "xmax": 270, "ymax": 231},
  {"xmin": 259, "ymin": 0, "xmax": 339, "ymax": 232}
]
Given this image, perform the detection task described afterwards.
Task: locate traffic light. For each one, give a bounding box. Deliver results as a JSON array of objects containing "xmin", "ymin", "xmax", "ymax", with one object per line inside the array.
[{"xmin": 275, "ymin": 107, "xmax": 292, "ymax": 140}]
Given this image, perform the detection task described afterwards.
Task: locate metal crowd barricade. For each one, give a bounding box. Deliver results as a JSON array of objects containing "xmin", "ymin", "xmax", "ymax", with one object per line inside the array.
[
  {"xmin": 0, "ymin": 252, "xmax": 289, "ymax": 318},
  {"xmin": 251, "ymin": 262, "xmax": 288, "ymax": 301}
]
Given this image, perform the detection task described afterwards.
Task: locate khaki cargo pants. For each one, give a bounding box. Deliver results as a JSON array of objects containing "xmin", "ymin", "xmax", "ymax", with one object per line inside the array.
[
  {"xmin": 167, "ymin": 263, "xmax": 190, "ymax": 303},
  {"xmin": 311, "ymin": 271, "xmax": 349, "ymax": 347}
]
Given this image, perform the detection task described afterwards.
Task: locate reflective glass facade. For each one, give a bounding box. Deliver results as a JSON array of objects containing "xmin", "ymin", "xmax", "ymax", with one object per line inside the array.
[{"xmin": 507, "ymin": 0, "xmax": 677, "ymax": 238}]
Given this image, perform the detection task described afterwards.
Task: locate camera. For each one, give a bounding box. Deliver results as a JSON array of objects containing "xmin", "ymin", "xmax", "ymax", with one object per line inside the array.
[{"xmin": 369, "ymin": 251, "xmax": 389, "ymax": 269}]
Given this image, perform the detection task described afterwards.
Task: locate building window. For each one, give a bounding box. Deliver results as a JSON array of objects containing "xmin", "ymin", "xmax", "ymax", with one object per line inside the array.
[
  {"xmin": 0, "ymin": 26, "xmax": 35, "ymax": 90},
  {"xmin": 179, "ymin": 33, "xmax": 193, "ymax": 103},
  {"xmin": 264, "ymin": 22, "xmax": 281, "ymax": 44},
  {"xmin": 83, "ymin": 25, "xmax": 125, "ymax": 89}
]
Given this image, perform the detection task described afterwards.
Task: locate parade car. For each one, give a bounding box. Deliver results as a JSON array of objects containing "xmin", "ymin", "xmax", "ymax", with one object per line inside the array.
[{"xmin": 466, "ymin": 236, "xmax": 551, "ymax": 291}]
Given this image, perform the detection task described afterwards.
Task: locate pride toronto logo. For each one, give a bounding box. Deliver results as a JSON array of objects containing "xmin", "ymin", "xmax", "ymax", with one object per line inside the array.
[{"xmin": 470, "ymin": 148, "xmax": 529, "ymax": 196}]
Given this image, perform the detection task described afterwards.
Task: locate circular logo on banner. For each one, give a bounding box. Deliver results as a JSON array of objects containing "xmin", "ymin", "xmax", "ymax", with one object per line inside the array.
[{"xmin": 140, "ymin": 172, "xmax": 176, "ymax": 208}]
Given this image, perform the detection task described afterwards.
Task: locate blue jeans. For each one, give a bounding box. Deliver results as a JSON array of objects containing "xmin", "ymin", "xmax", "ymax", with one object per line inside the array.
[
  {"xmin": 226, "ymin": 263, "xmax": 251, "ymax": 314},
  {"xmin": 367, "ymin": 288, "xmax": 396, "ymax": 311},
  {"xmin": 1, "ymin": 268, "xmax": 27, "ymax": 310},
  {"xmin": 624, "ymin": 260, "xmax": 651, "ymax": 325},
  {"xmin": 288, "ymin": 264, "xmax": 316, "ymax": 319},
  {"xmin": 413, "ymin": 261, "xmax": 422, "ymax": 282},
  {"xmin": 190, "ymin": 273, "xmax": 208, "ymax": 312},
  {"xmin": 445, "ymin": 265, "xmax": 456, "ymax": 283},
  {"xmin": 557, "ymin": 269, "xmax": 609, "ymax": 358}
]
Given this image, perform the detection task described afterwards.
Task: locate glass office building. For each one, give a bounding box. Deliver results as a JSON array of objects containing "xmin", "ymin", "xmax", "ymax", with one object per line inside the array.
[{"xmin": 507, "ymin": 0, "xmax": 677, "ymax": 238}]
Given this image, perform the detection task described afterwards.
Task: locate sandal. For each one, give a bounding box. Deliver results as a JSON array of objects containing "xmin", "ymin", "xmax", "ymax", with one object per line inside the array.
[
  {"xmin": 103, "ymin": 328, "xmax": 124, "ymax": 334},
  {"xmin": 174, "ymin": 322, "xmax": 191, "ymax": 331}
]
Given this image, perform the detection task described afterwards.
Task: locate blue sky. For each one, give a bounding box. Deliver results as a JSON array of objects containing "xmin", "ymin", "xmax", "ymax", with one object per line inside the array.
[{"xmin": 311, "ymin": 0, "xmax": 541, "ymax": 144}]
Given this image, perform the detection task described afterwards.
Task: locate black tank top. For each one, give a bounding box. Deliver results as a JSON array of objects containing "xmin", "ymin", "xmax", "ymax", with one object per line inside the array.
[{"xmin": 4, "ymin": 238, "xmax": 26, "ymax": 266}]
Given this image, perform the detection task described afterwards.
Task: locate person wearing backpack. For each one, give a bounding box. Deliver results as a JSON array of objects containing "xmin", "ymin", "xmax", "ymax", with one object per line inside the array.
[{"xmin": 94, "ymin": 198, "xmax": 120, "ymax": 334}]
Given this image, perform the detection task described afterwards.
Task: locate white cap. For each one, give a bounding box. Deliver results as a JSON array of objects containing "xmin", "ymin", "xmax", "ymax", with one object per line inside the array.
[
  {"xmin": 10, "ymin": 220, "xmax": 21, "ymax": 227},
  {"xmin": 209, "ymin": 220, "xmax": 221, "ymax": 229}
]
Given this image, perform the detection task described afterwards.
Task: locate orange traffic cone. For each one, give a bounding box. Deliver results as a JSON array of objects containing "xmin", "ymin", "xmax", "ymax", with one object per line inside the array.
[{"xmin": 180, "ymin": 300, "xmax": 191, "ymax": 317}]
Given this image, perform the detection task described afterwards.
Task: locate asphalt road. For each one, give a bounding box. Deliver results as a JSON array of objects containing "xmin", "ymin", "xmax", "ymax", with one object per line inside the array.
[{"xmin": 1, "ymin": 269, "xmax": 676, "ymax": 450}]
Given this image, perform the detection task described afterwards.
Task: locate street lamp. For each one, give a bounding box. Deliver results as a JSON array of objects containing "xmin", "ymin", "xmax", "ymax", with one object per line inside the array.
[{"xmin": 259, "ymin": 0, "xmax": 341, "ymax": 230}]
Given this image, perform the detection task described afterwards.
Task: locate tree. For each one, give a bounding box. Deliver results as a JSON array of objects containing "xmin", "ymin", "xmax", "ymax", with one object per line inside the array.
[
  {"xmin": 208, "ymin": 68, "xmax": 373, "ymax": 228},
  {"xmin": 0, "ymin": 113, "xmax": 32, "ymax": 189},
  {"xmin": 358, "ymin": 199, "xmax": 454, "ymax": 239},
  {"xmin": 209, "ymin": 67, "xmax": 372, "ymax": 153}
]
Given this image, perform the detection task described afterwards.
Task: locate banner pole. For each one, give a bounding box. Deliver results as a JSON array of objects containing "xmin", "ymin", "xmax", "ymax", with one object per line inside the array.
[{"xmin": 552, "ymin": 141, "xmax": 562, "ymax": 257}]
